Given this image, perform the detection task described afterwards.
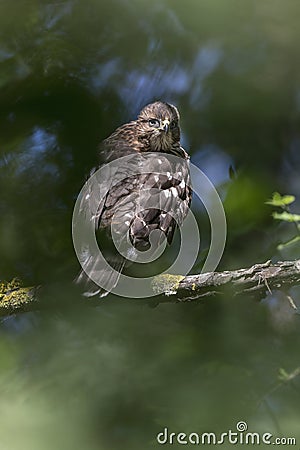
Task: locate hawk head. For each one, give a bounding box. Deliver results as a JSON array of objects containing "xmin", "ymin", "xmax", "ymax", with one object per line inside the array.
[{"xmin": 137, "ymin": 101, "xmax": 180, "ymax": 151}]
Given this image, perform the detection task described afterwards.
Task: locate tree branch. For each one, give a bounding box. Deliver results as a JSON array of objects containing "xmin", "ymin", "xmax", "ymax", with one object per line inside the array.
[
  {"xmin": 153, "ymin": 259, "xmax": 300, "ymax": 303},
  {"xmin": 1, "ymin": 260, "xmax": 300, "ymax": 316},
  {"xmin": 0, "ymin": 278, "xmax": 38, "ymax": 317}
]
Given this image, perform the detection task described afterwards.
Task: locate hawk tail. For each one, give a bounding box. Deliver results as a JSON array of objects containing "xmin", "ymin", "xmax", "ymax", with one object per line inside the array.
[{"xmin": 75, "ymin": 256, "xmax": 125, "ymax": 298}]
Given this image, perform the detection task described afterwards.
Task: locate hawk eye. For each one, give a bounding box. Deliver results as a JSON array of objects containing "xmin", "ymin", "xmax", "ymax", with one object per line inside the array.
[
  {"xmin": 170, "ymin": 120, "xmax": 177, "ymax": 129},
  {"xmin": 148, "ymin": 119, "xmax": 160, "ymax": 128}
]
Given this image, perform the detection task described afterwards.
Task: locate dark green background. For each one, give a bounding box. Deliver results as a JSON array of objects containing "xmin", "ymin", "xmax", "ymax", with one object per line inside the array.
[{"xmin": 0, "ymin": 1, "xmax": 300, "ymax": 448}]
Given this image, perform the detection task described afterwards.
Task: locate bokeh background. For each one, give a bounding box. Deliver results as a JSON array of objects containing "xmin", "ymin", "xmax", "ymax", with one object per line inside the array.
[{"xmin": 1, "ymin": 0, "xmax": 300, "ymax": 448}]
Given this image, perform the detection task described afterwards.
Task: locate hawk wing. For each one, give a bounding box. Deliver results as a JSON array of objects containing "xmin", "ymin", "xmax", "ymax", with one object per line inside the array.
[{"xmin": 97, "ymin": 150, "xmax": 191, "ymax": 250}]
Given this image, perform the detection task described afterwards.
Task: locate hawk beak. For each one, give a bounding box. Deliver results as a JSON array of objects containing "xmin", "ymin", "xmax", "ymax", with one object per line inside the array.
[{"xmin": 160, "ymin": 119, "xmax": 170, "ymax": 133}]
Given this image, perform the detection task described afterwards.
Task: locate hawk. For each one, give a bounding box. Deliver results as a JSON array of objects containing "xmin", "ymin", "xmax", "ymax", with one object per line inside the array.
[{"xmin": 76, "ymin": 101, "xmax": 192, "ymax": 296}]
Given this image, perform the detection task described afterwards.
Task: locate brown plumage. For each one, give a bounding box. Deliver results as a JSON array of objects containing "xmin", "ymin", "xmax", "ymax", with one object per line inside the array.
[{"xmin": 77, "ymin": 101, "xmax": 192, "ymax": 296}]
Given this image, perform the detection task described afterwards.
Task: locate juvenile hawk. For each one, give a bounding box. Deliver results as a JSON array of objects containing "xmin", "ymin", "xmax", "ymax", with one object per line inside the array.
[{"xmin": 77, "ymin": 101, "xmax": 192, "ymax": 296}]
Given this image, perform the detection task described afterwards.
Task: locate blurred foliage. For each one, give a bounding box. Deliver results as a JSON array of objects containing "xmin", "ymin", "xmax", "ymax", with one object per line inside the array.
[{"xmin": 1, "ymin": 0, "xmax": 300, "ymax": 449}]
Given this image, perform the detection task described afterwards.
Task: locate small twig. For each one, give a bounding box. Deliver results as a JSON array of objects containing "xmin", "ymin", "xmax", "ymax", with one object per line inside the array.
[{"xmin": 286, "ymin": 294, "xmax": 298, "ymax": 311}]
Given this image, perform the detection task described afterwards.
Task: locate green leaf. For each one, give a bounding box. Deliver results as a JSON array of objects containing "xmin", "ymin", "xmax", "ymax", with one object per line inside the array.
[
  {"xmin": 265, "ymin": 192, "xmax": 295, "ymax": 207},
  {"xmin": 278, "ymin": 367, "xmax": 300, "ymax": 382},
  {"xmin": 278, "ymin": 367, "xmax": 290, "ymax": 381},
  {"xmin": 272, "ymin": 211, "xmax": 300, "ymax": 222},
  {"xmin": 277, "ymin": 235, "xmax": 300, "ymax": 250}
]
